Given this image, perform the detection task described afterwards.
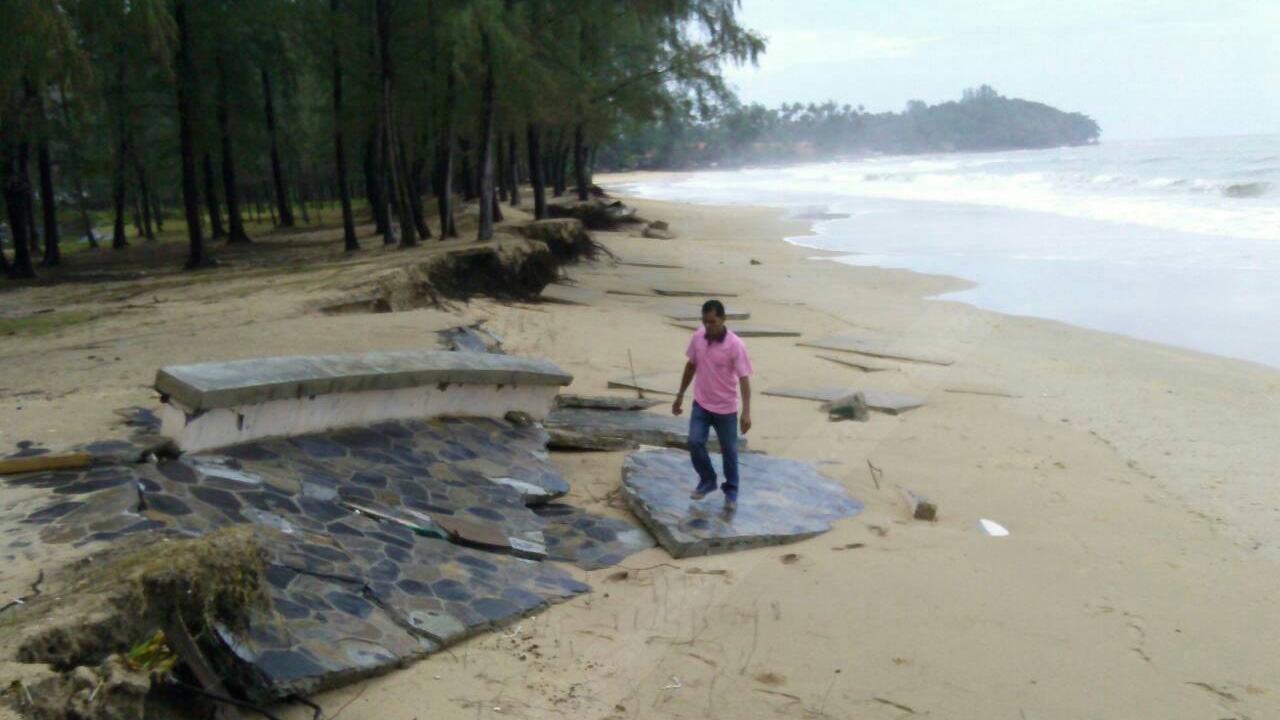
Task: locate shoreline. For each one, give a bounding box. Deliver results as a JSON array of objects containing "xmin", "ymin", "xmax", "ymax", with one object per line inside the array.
[
  {"xmin": 1, "ymin": 193, "xmax": 1278, "ymax": 718},
  {"xmin": 603, "ymin": 160, "xmax": 1280, "ymax": 371}
]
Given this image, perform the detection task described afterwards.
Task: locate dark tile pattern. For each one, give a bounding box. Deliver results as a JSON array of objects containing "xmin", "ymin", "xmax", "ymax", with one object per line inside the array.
[
  {"xmin": 4, "ymin": 417, "xmax": 596, "ymax": 699},
  {"xmin": 621, "ymin": 448, "xmax": 862, "ymax": 558},
  {"xmin": 532, "ymin": 503, "xmax": 655, "ymax": 570}
]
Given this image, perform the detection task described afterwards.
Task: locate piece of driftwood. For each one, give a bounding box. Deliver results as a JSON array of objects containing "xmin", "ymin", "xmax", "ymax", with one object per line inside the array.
[
  {"xmin": 0, "ymin": 452, "xmax": 93, "ymax": 476},
  {"xmin": 897, "ymin": 486, "xmax": 937, "ymax": 521}
]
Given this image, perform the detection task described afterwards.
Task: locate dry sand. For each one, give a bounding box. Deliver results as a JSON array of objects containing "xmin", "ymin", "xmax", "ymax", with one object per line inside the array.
[{"xmin": 1, "ymin": 190, "xmax": 1278, "ymax": 719}]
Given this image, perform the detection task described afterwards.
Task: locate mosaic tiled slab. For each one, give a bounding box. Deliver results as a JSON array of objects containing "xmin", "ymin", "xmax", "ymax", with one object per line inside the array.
[
  {"xmin": 621, "ymin": 448, "xmax": 862, "ymax": 558},
  {"xmin": 544, "ymin": 408, "xmax": 744, "ymax": 452},
  {"xmin": 218, "ymin": 527, "xmax": 587, "ymax": 698},
  {"xmin": 532, "ymin": 503, "xmax": 656, "ymax": 570},
  {"xmin": 4, "ymin": 417, "xmax": 601, "ymax": 698}
]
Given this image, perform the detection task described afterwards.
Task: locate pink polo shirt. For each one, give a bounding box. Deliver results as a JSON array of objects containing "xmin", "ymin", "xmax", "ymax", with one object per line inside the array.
[{"xmin": 685, "ymin": 327, "xmax": 753, "ymax": 415}]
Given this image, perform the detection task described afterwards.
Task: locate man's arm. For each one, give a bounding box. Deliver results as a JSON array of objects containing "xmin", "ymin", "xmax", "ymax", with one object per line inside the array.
[
  {"xmin": 672, "ymin": 361, "xmax": 696, "ymax": 416},
  {"xmin": 739, "ymin": 376, "xmax": 752, "ymax": 434}
]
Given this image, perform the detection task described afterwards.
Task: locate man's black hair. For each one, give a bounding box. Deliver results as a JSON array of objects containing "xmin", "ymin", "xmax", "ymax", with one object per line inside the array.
[{"xmin": 702, "ymin": 299, "xmax": 726, "ymax": 318}]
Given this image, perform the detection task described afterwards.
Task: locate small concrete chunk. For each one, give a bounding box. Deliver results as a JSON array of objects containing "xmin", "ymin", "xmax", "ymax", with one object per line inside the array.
[
  {"xmin": 621, "ymin": 448, "xmax": 862, "ymax": 558},
  {"xmin": 827, "ymin": 392, "xmax": 869, "ymax": 422},
  {"xmin": 898, "ymin": 486, "xmax": 937, "ymax": 521}
]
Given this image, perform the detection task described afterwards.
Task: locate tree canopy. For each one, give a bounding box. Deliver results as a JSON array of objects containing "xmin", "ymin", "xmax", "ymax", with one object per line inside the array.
[
  {"xmin": 0, "ymin": 0, "xmax": 763, "ymax": 277},
  {"xmin": 598, "ymin": 85, "xmax": 1103, "ymax": 170}
]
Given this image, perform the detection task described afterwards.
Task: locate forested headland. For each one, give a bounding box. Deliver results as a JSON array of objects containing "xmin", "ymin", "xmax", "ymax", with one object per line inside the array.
[
  {"xmin": 0, "ymin": 0, "xmax": 763, "ymax": 279},
  {"xmin": 598, "ymin": 85, "xmax": 1103, "ymax": 170}
]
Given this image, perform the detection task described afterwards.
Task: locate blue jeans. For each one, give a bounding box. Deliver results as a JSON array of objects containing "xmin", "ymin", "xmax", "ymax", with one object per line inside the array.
[{"xmin": 689, "ymin": 401, "xmax": 739, "ymax": 500}]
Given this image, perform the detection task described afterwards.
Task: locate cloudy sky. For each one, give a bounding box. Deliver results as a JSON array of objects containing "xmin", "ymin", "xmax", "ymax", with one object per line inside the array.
[{"xmin": 720, "ymin": 0, "xmax": 1280, "ymax": 140}]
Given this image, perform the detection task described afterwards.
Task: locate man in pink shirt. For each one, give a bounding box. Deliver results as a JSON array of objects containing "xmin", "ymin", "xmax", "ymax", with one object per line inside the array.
[{"xmin": 672, "ymin": 299, "xmax": 753, "ymax": 512}]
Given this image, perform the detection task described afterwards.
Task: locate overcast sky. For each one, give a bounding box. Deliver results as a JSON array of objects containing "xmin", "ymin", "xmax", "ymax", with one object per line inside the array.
[{"xmin": 720, "ymin": 0, "xmax": 1280, "ymax": 140}]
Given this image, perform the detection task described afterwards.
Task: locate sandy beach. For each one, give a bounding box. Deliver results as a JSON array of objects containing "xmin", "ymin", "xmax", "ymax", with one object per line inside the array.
[{"xmin": 2, "ymin": 188, "xmax": 1278, "ymax": 719}]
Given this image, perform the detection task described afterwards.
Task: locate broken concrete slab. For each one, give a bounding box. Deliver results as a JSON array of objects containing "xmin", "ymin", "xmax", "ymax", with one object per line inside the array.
[
  {"xmin": 816, "ymin": 354, "xmax": 893, "ymax": 373},
  {"xmin": 438, "ymin": 325, "xmax": 504, "ymax": 354},
  {"xmin": 761, "ymin": 386, "xmax": 850, "ymax": 403},
  {"xmin": 157, "ymin": 351, "xmax": 572, "ymax": 413},
  {"xmin": 854, "ymin": 391, "xmax": 925, "ymax": 415},
  {"xmin": 539, "ymin": 283, "xmax": 604, "ymax": 306},
  {"xmin": 652, "ymin": 288, "xmax": 739, "ymax": 298},
  {"xmin": 554, "ymin": 394, "xmax": 665, "ymax": 411},
  {"xmin": 607, "ymin": 371, "xmax": 683, "ymax": 397},
  {"xmin": 669, "ymin": 322, "xmax": 799, "ymax": 338},
  {"xmin": 799, "ymin": 332, "xmax": 956, "ymax": 366},
  {"xmin": 656, "ymin": 303, "xmax": 750, "ymax": 321},
  {"xmin": 543, "ymin": 408, "xmax": 743, "ymax": 452},
  {"xmin": 763, "ymin": 386, "xmax": 926, "ymax": 415},
  {"xmin": 532, "ymin": 503, "xmax": 655, "ymax": 570},
  {"xmin": 621, "ymin": 448, "xmax": 862, "ymax": 558},
  {"xmin": 156, "ymin": 351, "xmax": 573, "ymax": 452}
]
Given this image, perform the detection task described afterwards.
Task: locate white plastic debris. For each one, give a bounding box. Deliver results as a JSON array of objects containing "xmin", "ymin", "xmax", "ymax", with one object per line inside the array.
[
  {"xmin": 978, "ymin": 519, "xmax": 1009, "ymax": 537},
  {"xmin": 664, "ymin": 676, "xmax": 683, "ymax": 690}
]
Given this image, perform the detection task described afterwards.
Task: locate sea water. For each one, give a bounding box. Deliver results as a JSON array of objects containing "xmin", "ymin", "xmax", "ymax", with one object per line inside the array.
[{"xmin": 618, "ymin": 135, "xmax": 1280, "ymax": 369}]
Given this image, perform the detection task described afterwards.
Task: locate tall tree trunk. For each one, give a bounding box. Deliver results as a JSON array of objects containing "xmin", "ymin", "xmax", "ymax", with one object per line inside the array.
[
  {"xmin": 374, "ymin": 0, "xmax": 414, "ymax": 247},
  {"xmin": 55, "ymin": 84, "xmax": 95, "ymax": 248},
  {"xmin": 175, "ymin": 0, "xmax": 207, "ymax": 269},
  {"xmin": 261, "ymin": 67, "xmax": 294, "ymax": 228},
  {"xmin": 111, "ymin": 131, "xmax": 129, "ymax": 249},
  {"xmin": 131, "ymin": 190, "xmax": 145, "ymax": 238},
  {"xmin": 458, "ymin": 138, "xmax": 475, "ymax": 201},
  {"xmin": 527, "ymin": 122, "xmax": 546, "ymax": 219},
  {"xmin": 331, "ymin": 0, "xmax": 358, "ymax": 251},
  {"xmin": 28, "ymin": 83, "xmax": 60, "ymax": 266},
  {"xmin": 475, "ymin": 30, "xmax": 496, "ymax": 241},
  {"xmin": 497, "ymin": 135, "xmax": 509, "ymax": 203},
  {"xmin": 574, "ymin": 121, "xmax": 589, "ymax": 201},
  {"xmin": 296, "ymin": 167, "xmax": 311, "ymax": 224},
  {"xmin": 363, "ymin": 131, "xmax": 388, "ymax": 235},
  {"xmin": 408, "ymin": 155, "xmax": 430, "ymax": 238},
  {"xmin": 216, "ymin": 53, "xmax": 251, "ymax": 244},
  {"xmin": 507, "ymin": 132, "xmax": 521, "ymax": 208},
  {"xmin": 376, "ymin": 118, "xmax": 395, "ymax": 245},
  {"xmin": 150, "ymin": 185, "xmax": 163, "ymax": 232},
  {"xmin": 134, "ymin": 157, "xmax": 155, "ymax": 240},
  {"xmin": 2, "ymin": 121, "xmax": 37, "ymax": 279},
  {"xmin": 203, "ymin": 153, "xmax": 226, "ymax": 238},
  {"xmin": 436, "ymin": 138, "xmax": 456, "ymax": 239}
]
